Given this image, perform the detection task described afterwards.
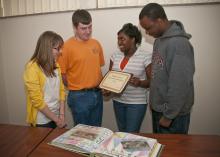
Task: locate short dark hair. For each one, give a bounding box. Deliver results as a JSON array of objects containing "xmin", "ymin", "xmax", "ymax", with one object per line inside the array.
[
  {"xmin": 139, "ymin": 3, "xmax": 167, "ymax": 20},
  {"xmin": 72, "ymin": 9, "xmax": 92, "ymax": 27},
  {"xmin": 118, "ymin": 23, "xmax": 142, "ymax": 46}
]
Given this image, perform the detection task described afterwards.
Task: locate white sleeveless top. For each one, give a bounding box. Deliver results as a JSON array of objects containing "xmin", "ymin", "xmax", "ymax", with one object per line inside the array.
[{"xmin": 36, "ymin": 69, "xmax": 60, "ymax": 124}]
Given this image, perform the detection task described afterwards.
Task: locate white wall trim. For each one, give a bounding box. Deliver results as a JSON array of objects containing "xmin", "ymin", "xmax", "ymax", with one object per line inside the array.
[{"xmin": 1, "ymin": 0, "xmax": 220, "ymax": 17}]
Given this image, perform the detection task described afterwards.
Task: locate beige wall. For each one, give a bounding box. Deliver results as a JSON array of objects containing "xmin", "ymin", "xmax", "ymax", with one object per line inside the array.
[
  {"xmin": 0, "ymin": 4, "xmax": 220, "ymax": 134},
  {"xmin": 0, "ymin": 21, "xmax": 9, "ymax": 123}
]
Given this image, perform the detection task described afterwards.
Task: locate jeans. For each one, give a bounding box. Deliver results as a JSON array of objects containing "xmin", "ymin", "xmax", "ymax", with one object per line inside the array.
[
  {"xmin": 68, "ymin": 89, "xmax": 103, "ymax": 126},
  {"xmin": 152, "ymin": 110, "xmax": 190, "ymax": 134},
  {"xmin": 113, "ymin": 100, "xmax": 147, "ymax": 133},
  {"xmin": 36, "ymin": 121, "xmax": 57, "ymax": 129}
]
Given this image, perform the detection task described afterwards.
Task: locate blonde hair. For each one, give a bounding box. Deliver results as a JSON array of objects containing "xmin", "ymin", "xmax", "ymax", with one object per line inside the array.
[{"xmin": 30, "ymin": 31, "xmax": 63, "ymax": 77}]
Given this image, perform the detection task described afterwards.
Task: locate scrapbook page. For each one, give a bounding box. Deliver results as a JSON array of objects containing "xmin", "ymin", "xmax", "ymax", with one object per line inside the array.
[{"xmin": 49, "ymin": 124, "xmax": 163, "ymax": 157}]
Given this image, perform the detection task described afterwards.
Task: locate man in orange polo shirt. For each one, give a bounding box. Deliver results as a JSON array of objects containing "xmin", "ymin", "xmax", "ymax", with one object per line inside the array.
[{"xmin": 58, "ymin": 9, "xmax": 105, "ymax": 126}]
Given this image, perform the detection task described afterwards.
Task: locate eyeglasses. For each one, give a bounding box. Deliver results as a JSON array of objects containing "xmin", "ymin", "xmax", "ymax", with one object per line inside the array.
[{"xmin": 53, "ymin": 47, "xmax": 60, "ymax": 51}]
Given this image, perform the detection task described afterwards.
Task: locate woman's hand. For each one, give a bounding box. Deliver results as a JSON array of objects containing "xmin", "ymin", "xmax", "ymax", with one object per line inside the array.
[
  {"xmin": 55, "ymin": 115, "xmax": 66, "ymax": 128},
  {"xmin": 59, "ymin": 114, "xmax": 65, "ymax": 124},
  {"xmin": 102, "ymin": 89, "xmax": 112, "ymax": 97},
  {"xmin": 129, "ymin": 77, "xmax": 141, "ymax": 87}
]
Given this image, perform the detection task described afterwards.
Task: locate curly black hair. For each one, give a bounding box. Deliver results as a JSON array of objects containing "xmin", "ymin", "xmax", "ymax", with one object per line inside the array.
[{"xmin": 117, "ymin": 23, "xmax": 142, "ymax": 46}]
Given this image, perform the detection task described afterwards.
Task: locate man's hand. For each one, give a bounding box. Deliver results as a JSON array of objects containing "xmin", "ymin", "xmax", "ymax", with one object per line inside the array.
[{"xmin": 159, "ymin": 116, "xmax": 172, "ymax": 128}]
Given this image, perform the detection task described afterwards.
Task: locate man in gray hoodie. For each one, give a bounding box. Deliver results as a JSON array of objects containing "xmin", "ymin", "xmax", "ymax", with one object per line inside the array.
[{"xmin": 139, "ymin": 3, "xmax": 195, "ymax": 134}]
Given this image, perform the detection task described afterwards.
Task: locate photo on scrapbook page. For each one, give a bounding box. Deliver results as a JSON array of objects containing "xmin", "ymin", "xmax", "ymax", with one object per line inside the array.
[
  {"xmin": 71, "ymin": 130, "xmax": 98, "ymax": 141},
  {"xmin": 121, "ymin": 140, "xmax": 150, "ymax": 151}
]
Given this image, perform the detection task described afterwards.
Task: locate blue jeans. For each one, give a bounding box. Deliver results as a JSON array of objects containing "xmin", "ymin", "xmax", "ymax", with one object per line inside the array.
[
  {"xmin": 152, "ymin": 110, "xmax": 190, "ymax": 134},
  {"xmin": 68, "ymin": 89, "xmax": 103, "ymax": 126},
  {"xmin": 113, "ymin": 100, "xmax": 147, "ymax": 133}
]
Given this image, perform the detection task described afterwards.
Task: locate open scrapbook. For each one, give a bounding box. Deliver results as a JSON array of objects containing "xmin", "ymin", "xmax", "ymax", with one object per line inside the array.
[{"xmin": 49, "ymin": 124, "xmax": 163, "ymax": 157}]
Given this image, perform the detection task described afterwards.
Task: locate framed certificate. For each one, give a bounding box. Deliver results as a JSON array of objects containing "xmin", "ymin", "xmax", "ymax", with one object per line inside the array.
[{"xmin": 99, "ymin": 71, "xmax": 132, "ymax": 93}]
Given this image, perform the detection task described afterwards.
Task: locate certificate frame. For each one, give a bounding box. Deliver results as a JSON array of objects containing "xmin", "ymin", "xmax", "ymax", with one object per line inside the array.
[{"xmin": 99, "ymin": 71, "xmax": 132, "ymax": 93}]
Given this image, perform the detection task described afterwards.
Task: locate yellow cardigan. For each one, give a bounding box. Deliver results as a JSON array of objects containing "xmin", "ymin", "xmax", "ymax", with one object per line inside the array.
[{"xmin": 23, "ymin": 61, "xmax": 65, "ymax": 126}]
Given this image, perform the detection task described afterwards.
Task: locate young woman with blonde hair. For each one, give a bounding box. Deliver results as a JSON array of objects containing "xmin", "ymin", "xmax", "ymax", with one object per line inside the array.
[{"xmin": 24, "ymin": 31, "xmax": 66, "ymax": 128}]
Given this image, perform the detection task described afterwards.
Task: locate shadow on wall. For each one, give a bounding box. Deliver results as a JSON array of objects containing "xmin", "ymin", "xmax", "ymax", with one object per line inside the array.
[{"xmin": 140, "ymin": 27, "xmax": 155, "ymax": 45}]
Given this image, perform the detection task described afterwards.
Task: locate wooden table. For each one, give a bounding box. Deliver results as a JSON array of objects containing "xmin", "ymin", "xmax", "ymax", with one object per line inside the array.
[
  {"xmin": 29, "ymin": 128, "xmax": 220, "ymax": 157},
  {"xmin": 29, "ymin": 128, "xmax": 81, "ymax": 157},
  {"xmin": 143, "ymin": 133, "xmax": 220, "ymax": 157},
  {"xmin": 0, "ymin": 124, "xmax": 52, "ymax": 157}
]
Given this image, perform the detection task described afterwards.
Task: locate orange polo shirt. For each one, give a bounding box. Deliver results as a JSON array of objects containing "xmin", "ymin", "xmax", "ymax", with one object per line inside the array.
[{"xmin": 58, "ymin": 37, "xmax": 105, "ymax": 90}]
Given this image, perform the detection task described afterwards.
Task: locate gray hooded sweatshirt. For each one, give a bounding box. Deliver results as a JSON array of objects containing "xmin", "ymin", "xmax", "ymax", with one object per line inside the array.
[{"xmin": 150, "ymin": 20, "xmax": 195, "ymax": 120}]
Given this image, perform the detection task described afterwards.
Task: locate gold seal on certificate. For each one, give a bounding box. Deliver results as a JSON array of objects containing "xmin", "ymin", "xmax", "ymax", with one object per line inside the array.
[{"xmin": 99, "ymin": 71, "xmax": 132, "ymax": 93}]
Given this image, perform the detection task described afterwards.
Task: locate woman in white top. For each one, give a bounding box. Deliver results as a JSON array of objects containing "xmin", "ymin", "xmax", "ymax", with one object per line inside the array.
[{"xmin": 109, "ymin": 23, "xmax": 151, "ymax": 132}]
